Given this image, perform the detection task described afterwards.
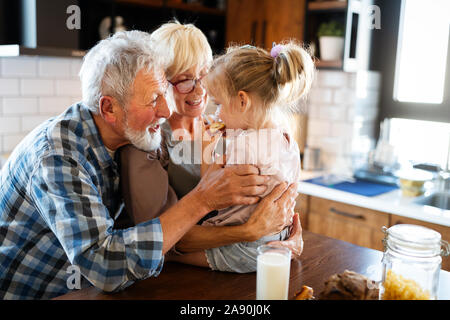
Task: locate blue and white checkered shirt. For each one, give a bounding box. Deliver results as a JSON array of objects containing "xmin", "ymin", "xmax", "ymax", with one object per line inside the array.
[{"xmin": 0, "ymin": 103, "xmax": 164, "ymax": 300}]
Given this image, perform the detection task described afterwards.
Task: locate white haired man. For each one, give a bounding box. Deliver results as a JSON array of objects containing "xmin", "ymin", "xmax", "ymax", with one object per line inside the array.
[{"xmin": 0, "ymin": 31, "xmax": 298, "ymax": 299}]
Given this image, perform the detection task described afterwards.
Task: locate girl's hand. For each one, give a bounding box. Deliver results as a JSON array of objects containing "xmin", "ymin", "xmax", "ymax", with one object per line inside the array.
[
  {"xmin": 266, "ymin": 212, "xmax": 304, "ymax": 260},
  {"xmin": 244, "ymin": 182, "xmax": 298, "ymax": 241},
  {"xmin": 200, "ymin": 121, "xmax": 223, "ymax": 176}
]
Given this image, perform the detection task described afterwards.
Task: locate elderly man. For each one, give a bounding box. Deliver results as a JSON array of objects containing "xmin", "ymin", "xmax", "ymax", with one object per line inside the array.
[{"xmin": 0, "ymin": 31, "xmax": 299, "ymax": 299}]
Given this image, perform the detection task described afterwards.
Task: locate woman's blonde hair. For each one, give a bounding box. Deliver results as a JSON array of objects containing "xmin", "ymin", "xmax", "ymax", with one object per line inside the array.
[
  {"xmin": 206, "ymin": 40, "xmax": 315, "ymax": 125},
  {"xmin": 150, "ymin": 20, "xmax": 213, "ymax": 80}
]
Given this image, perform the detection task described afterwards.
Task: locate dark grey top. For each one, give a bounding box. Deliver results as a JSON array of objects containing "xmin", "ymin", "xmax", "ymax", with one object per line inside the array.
[{"xmin": 161, "ymin": 121, "xmax": 201, "ymax": 199}]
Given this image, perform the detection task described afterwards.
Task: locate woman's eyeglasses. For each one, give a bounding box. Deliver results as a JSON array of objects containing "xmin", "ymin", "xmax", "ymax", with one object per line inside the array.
[{"xmin": 169, "ymin": 76, "xmax": 205, "ymax": 94}]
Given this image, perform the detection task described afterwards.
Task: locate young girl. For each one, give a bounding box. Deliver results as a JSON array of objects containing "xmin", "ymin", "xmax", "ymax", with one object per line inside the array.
[{"xmin": 170, "ymin": 41, "xmax": 315, "ymax": 272}]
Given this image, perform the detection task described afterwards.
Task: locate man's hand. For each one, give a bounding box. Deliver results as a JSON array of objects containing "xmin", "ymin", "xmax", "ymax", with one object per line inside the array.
[
  {"xmin": 244, "ymin": 182, "xmax": 298, "ymax": 241},
  {"xmin": 266, "ymin": 212, "xmax": 304, "ymax": 260},
  {"xmin": 192, "ymin": 158, "xmax": 270, "ymax": 212}
]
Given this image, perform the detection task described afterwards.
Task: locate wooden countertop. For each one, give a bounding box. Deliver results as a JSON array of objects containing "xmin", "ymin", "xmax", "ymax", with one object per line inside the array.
[{"xmin": 54, "ymin": 231, "xmax": 450, "ymax": 300}]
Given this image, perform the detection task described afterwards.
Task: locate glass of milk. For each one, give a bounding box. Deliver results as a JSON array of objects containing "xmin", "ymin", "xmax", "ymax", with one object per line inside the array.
[{"xmin": 256, "ymin": 245, "xmax": 291, "ymax": 300}]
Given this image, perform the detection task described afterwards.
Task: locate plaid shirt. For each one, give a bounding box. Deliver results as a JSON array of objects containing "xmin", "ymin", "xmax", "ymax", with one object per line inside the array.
[{"xmin": 0, "ymin": 103, "xmax": 164, "ymax": 300}]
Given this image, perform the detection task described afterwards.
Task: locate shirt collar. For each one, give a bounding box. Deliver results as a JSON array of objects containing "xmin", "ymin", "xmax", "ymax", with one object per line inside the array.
[{"xmin": 78, "ymin": 103, "xmax": 117, "ymax": 170}]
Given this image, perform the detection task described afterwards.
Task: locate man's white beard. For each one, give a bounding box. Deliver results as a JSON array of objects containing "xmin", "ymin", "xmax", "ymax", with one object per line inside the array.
[{"xmin": 124, "ymin": 122, "xmax": 163, "ymax": 152}]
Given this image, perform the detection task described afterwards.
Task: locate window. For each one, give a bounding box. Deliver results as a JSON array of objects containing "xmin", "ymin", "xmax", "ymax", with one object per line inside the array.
[
  {"xmin": 393, "ymin": 0, "xmax": 450, "ymax": 104},
  {"xmin": 388, "ymin": 118, "xmax": 450, "ymax": 169}
]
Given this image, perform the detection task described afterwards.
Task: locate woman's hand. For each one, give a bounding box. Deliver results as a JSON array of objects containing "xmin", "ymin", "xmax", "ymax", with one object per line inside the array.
[
  {"xmin": 266, "ymin": 212, "xmax": 304, "ymax": 260},
  {"xmin": 192, "ymin": 158, "xmax": 270, "ymax": 212},
  {"xmin": 244, "ymin": 182, "xmax": 298, "ymax": 241},
  {"xmin": 200, "ymin": 123, "xmax": 223, "ymax": 177}
]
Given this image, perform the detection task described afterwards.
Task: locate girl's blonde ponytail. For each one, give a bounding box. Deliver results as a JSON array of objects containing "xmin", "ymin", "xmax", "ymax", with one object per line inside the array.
[{"xmin": 272, "ymin": 41, "xmax": 315, "ymax": 113}]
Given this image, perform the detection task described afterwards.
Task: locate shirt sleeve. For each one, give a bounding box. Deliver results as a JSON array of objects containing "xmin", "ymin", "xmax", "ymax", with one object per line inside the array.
[{"xmin": 29, "ymin": 154, "xmax": 164, "ymax": 293}]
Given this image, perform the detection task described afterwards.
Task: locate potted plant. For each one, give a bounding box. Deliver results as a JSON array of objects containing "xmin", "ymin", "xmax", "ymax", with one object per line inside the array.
[{"xmin": 317, "ymin": 21, "xmax": 345, "ymax": 61}]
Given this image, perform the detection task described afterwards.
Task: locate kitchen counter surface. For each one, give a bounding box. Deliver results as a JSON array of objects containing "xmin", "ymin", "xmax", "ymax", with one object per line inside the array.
[{"xmin": 298, "ymin": 171, "xmax": 450, "ymax": 227}]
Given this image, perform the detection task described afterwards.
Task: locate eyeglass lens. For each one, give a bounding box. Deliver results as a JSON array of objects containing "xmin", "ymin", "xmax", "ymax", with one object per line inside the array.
[{"xmin": 176, "ymin": 79, "xmax": 196, "ymax": 93}]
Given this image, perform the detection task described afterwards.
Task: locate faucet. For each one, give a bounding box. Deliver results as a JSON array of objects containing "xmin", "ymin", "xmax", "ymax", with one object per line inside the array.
[{"xmin": 436, "ymin": 138, "xmax": 450, "ymax": 194}]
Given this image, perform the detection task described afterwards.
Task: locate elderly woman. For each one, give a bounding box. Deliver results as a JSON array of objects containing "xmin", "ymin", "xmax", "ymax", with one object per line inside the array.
[
  {"xmin": 152, "ymin": 21, "xmax": 212, "ymax": 199},
  {"xmin": 120, "ymin": 21, "xmax": 303, "ymax": 262}
]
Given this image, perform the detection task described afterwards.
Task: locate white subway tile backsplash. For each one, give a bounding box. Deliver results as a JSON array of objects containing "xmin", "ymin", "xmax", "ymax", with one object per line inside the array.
[
  {"xmin": 320, "ymin": 152, "xmax": 338, "ymax": 170},
  {"xmin": 308, "ymin": 119, "xmax": 331, "ymax": 137},
  {"xmin": 39, "ymin": 57, "xmax": 72, "ymax": 78},
  {"xmin": 347, "ymin": 73, "xmax": 357, "ymax": 89},
  {"xmin": 1, "ymin": 57, "xmax": 37, "ymax": 77},
  {"xmin": 306, "ymin": 135, "xmax": 322, "ymax": 149},
  {"xmin": 331, "ymin": 122, "xmax": 354, "ymax": 138},
  {"xmin": 0, "ymin": 117, "xmax": 21, "ymax": 134},
  {"xmin": 333, "ymin": 89, "xmax": 356, "ymax": 104},
  {"xmin": 21, "ymin": 79, "xmax": 54, "ymax": 96},
  {"xmin": 349, "ymin": 105, "xmax": 378, "ymax": 122},
  {"xmin": 355, "ymin": 71, "xmax": 381, "ymax": 91},
  {"xmin": 309, "ymin": 88, "xmax": 333, "ymax": 104},
  {"xmin": 39, "ymin": 97, "xmax": 72, "ymax": 115},
  {"xmin": 3, "ymin": 133, "xmax": 26, "ymax": 152},
  {"xmin": 2, "ymin": 98, "xmax": 38, "ymax": 115},
  {"xmin": 0, "ymin": 78, "xmax": 20, "ymax": 96},
  {"xmin": 305, "ymin": 70, "xmax": 381, "ymax": 171},
  {"xmin": 355, "ymin": 90, "xmax": 380, "ymax": 107},
  {"xmin": 21, "ymin": 115, "xmax": 51, "ymax": 132},
  {"xmin": 307, "ymin": 103, "xmax": 321, "ymax": 120},
  {"xmin": 319, "ymin": 136, "xmax": 346, "ymax": 155},
  {"xmin": 55, "ymin": 79, "xmax": 81, "ymax": 96},
  {"xmin": 0, "ymin": 56, "xmax": 85, "ymax": 153},
  {"xmin": 317, "ymin": 70, "xmax": 348, "ymax": 88},
  {"xmin": 319, "ymin": 105, "xmax": 347, "ymax": 122},
  {"xmin": 70, "ymin": 96, "xmax": 83, "ymax": 104},
  {"xmin": 71, "ymin": 59, "xmax": 83, "ymax": 78}
]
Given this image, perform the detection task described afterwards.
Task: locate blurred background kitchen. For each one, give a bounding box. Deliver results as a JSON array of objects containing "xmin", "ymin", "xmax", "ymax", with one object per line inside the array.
[{"xmin": 0, "ymin": 0, "xmax": 449, "ymax": 268}]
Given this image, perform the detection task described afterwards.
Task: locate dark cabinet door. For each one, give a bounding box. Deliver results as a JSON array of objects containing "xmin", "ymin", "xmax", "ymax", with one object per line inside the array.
[
  {"xmin": 226, "ymin": 0, "xmax": 264, "ymax": 47},
  {"xmin": 226, "ymin": 0, "xmax": 305, "ymax": 50},
  {"xmin": 262, "ymin": 0, "xmax": 305, "ymax": 50}
]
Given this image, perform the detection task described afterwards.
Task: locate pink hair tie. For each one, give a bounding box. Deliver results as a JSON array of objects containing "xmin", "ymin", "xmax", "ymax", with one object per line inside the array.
[{"xmin": 270, "ymin": 43, "xmax": 283, "ymax": 58}]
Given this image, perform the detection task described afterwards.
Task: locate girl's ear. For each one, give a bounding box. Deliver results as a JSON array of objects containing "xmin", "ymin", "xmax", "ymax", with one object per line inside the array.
[{"xmin": 237, "ymin": 90, "xmax": 250, "ymax": 111}]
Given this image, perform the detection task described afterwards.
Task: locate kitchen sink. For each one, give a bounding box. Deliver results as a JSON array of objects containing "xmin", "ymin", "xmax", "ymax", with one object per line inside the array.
[{"xmin": 414, "ymin": 192, "xmax": 450, "ymax": 210}]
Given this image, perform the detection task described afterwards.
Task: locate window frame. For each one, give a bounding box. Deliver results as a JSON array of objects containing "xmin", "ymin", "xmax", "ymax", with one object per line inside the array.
[{"xmin": 375, "ymin": 0, "xmax": 450, "ymax": 123}]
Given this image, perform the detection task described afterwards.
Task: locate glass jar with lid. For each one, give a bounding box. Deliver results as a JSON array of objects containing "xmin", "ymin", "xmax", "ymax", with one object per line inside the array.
[{"xmin": 380, "ymin": 224, "xmax": 450, "ymax": 300}]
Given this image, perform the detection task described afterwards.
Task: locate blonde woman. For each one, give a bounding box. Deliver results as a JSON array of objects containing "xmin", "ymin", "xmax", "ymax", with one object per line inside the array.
[
  {"xmin": 152, "ymin": 21, "xmax": 212, "ymax": 200},
  {"xmin": 170, "ymin": 42, "xmax": 315, "ymax": 272},
  {"xmin": 120, "ymin": 21, "xmax": 303, "ymax": 265}
]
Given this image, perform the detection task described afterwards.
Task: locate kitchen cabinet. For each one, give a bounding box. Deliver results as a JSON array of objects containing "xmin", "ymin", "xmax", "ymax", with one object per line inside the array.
[
  {"xmin": 304, "ymin": 0, "xmax": 376, "ymax": 71},
  {"xmin": 0, "ymin": 0, "xmax": 227, "ymax": 55},
  {"xmin": 390, "ymin": 215, "xmax": 450, "ymax": 272},
  {"xmin": 79, "ymin": 0, "xmax": 226, "ymax": 53},
  {"xmin": 116, "ymin": 0, "xmax": 226, "ymax": 16},
  {"xmin": 296, "ymin": 193, "xmax": 310, "ymax": 230},
  {"xmin": 298, "ymin": 194, "xmax": 450, "ymax": 271},
  {"xmin": 226, "ymin": 0, "xmax": 306, "ymax": 49},
  {"xmin": 306, "ymin": 196, "xmax": 388, "ymax": 251}
]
